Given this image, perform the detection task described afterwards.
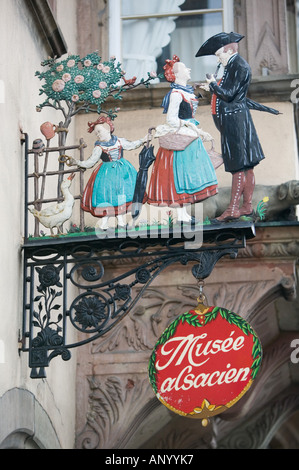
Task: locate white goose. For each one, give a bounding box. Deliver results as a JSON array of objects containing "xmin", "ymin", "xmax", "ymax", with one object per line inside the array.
[{"xmin": 29, "ymin": 173, "xmax": 75, "ymax": 235}]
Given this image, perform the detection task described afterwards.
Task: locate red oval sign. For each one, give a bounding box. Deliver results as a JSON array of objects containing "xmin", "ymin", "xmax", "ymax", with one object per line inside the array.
[{"xmin": 149, "ymin": 306, "xmax": 262, "ymax": 421}]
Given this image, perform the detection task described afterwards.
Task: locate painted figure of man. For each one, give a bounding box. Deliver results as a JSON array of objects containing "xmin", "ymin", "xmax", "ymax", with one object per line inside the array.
[{"xmin": 196, "ymin": 32, "xmax": 280, "ymax": 222}]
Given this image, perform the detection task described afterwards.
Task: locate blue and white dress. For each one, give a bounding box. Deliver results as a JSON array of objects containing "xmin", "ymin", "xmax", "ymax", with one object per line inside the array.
[
  {"xmin": 80, "ymin": 135, "xmax": 142, "ymax": 217},
  {"xmin": 147, "ymin": 84, "xmax": 218, "ymax": 206}
]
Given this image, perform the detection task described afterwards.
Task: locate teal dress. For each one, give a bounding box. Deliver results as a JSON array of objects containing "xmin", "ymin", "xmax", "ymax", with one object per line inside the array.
[
  {"xmin": 81, "ymin": 136, "xmax": 137, "ymax": 218},
  {"xmin": 147, "ymin": 86, "xmax": 218, "ymax": 206},
  {"xmin": 173, "ymin": 118, "xmax": 217, "ymax": 195}
]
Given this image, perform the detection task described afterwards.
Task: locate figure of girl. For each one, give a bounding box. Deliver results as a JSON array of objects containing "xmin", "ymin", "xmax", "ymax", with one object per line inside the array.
[
  {"xmin": 147, "ymin": 55, "xmax": 218, "ymax": 224},
  {"xmin": 70, "ymin": 116, "xmax": 147, "ymax": 230}
]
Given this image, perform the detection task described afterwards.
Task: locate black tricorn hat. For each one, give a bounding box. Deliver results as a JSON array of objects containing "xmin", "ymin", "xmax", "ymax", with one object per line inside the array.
[{"xmin": 195, "ymin": 32, "xmax": 244, "ymax": 57}]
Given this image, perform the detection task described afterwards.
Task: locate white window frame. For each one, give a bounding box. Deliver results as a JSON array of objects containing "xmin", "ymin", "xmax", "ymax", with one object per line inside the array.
[{"xmin": 109, "ymin": 0, "xmax": 234, "ymax": 64}]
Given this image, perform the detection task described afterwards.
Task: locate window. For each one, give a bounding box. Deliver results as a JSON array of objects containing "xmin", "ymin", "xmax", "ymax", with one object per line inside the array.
[
  {"xmin": 291, "ymin": 0, "xmax": 299, "ymax": 72},
  {"xmin": 109, "ymin": 0, "xmax": 234, "ymax": 82}
]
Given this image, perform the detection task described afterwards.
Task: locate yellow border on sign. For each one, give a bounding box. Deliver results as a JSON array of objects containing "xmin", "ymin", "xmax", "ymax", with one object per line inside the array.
[{"xmin": 156, "ymin": 379, "xmax": 253, "ymax": 420}]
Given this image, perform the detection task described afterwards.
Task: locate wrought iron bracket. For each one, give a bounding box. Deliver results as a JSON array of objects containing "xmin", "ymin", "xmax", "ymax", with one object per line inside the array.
[{"xmin": 20, "ymin": 222, "xmax": 255, "ymax": 378}]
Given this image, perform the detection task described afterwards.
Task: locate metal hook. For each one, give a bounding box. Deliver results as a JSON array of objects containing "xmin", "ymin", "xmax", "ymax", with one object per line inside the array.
[{"xmin": 197, "ymin": 280, "xmax": 207, "ymax": 306}]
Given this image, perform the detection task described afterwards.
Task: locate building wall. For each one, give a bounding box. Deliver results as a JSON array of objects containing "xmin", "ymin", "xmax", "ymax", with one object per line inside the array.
[
  {"xmin": 0, "ymin": 0, "xmax": 78, "ymax": 449},
  {"xmin": 74, "ymin": 0, "xmax": 298, "ymax": 209},
  {"xmin": 75, "ymin": 97, "xmax": 297, "ymax": 229},
  {"xmin": 73, "ymin": 0, "xmax": 299, "ymax": 449},
  {"xmin": 0, "ymin": 0, "xmax": 298, "ymax": 450}
]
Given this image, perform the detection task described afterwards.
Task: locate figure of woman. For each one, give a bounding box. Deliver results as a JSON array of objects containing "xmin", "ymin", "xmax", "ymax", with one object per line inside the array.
[
  {"xmin": 147, "ymin": 55, "xmax": 218, "ymax": 224},
  {"xmin": 71, "ymin": 116, "xmax": 146, "ymax": 230}
]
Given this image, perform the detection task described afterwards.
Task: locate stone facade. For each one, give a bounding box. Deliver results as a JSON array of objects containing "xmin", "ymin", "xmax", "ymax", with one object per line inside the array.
[
  {"xmin": 1, "ymin": 0, "xmax": 298, "ymax": 450},
  {"xmin": 74, "ymin": 225, "xmax": 299, "ymax": 449},
  {"xmin": 71, "ymin": 0, "xmax": 299, "ymax": 449},
  {"xmin": 0, "ymin": 0, "xmax": 78, "ymax": 449}
]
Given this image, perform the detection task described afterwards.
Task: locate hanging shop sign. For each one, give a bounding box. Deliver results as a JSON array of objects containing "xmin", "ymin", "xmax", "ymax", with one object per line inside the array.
[{"xmin": 149, "ymin": 302, "xmax": 262, "ymax": 425}]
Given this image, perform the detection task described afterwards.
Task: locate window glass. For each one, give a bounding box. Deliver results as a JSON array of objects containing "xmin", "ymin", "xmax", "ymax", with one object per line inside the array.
[
  {"xmin": 122, "ymin": 0, "xmax": 223, "ymax": 15},
  {"xmin": 118, "ymin": 0, "xmax": 230, "ymax": 82},
  {"xmin": 157, "ymin": 11, "xmax": 223, "ymax": 81},
  {"xmin": 286, "ymin": 0, "xmax": 299, "ymax": 73},
  {"xmin": 122, "ymin": 1, "xmax": 183, "ymax": 15}
]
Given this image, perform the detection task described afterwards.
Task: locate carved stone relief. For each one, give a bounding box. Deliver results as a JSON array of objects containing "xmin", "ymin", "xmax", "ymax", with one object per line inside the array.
[
  {"xmin": 75, "ymin": 374, "xmax": 154, "ymax": 449},
  {"xmin": 75, "ymin": 227, "xmax": 299, "ymax": 449},
  {"xmin": 217, "ymin": 387, "xmax": 299, "ymax": 449},
  {"xmin": 203, "ymin": 181, "xmax": 299, "ymax": 222},
  {"xmin": 270, "ymin": 409, "xmax": 299, "ymax": 448},
  {"xmin": 218, "ymin": 333, "xmax": 296, "ymax": 421}
]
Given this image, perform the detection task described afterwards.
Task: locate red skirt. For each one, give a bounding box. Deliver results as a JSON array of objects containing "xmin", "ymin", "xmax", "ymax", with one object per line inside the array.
[{"xmin": 147, "ymin": 148, "xmax": 217, "ymax": 207}]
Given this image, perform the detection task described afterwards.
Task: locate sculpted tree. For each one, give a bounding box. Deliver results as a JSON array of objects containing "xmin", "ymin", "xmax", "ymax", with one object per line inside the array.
[
  {"xmin": 34, "ymin": 51, "xmax": 161, "ymax": 195},
  {"xmin": 35, "ymin": 51, "xmax": 159, "ymax": 131}
]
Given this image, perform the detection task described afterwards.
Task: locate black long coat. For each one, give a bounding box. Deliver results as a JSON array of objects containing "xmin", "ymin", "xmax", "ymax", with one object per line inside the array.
[{"xmin": 210, "ymin": 54, "xmax": 278, "ymax": 173}]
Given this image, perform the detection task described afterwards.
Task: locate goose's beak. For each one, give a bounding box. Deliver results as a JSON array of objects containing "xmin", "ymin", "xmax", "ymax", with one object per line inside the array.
[{"xmin": 67, "ymin": 173, "xmax": 75, "ymax": 181}]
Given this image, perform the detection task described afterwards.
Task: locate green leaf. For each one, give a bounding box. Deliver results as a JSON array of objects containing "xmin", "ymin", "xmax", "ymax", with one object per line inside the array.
[
  {"xmin": 186, "ymin": 315, "xmax": 201, "ymax": 327},
  {"xmin": 183, "ymin": 312, "xmax": 193, "ymax": 318},
  {"xmin": 220, "ymin": 309, "xmax": 228, "ymax": 321},
  {"xmin": 251, "ymin": 356, "xmax": 261, "ymax": 370}
]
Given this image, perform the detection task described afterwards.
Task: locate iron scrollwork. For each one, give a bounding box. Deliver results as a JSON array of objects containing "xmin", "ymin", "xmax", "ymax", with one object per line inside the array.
[{"xmin": 21, "ymin": 223, "xmax": 255, "ymax": 378}]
